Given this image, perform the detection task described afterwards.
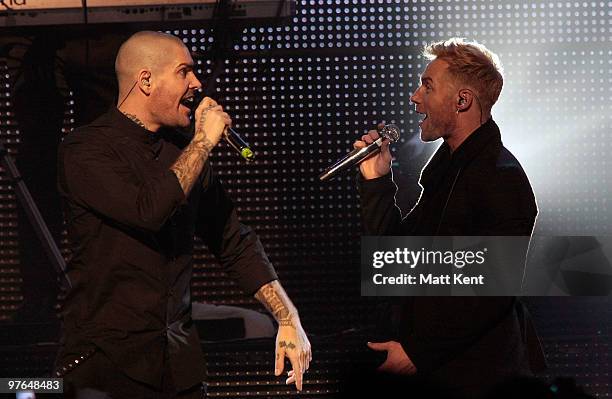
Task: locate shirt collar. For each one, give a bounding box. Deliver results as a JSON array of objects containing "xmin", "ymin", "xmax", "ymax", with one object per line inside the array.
[
  {"xmin": 445, "ymin": 117, "xmax": 501, "ymax": 167},
  {"xmin": 432, "ymin": 118, "xmax": 501, "ymax": 170},
  {"xmin": 107, "ymin": 107, "xmax": 161, "ymax": 145},
  {"xmin": 420, "ymin": 118, "xmax": 501, "ymax": 186}
]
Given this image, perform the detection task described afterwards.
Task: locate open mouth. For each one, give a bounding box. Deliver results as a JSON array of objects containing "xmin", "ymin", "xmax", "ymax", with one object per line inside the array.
[
  {"xmin": 180, "ymin": 96, "xmax": 195, "ymax": 109},
  {"xmin": 417, "ymin": 110, "xmax": 428, "ymax": 126}
]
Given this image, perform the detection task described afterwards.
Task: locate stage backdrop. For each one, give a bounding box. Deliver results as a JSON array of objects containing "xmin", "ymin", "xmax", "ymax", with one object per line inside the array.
[{"xmin": 0, "ymin": 0, "xmax": 610, "ymax": 338}]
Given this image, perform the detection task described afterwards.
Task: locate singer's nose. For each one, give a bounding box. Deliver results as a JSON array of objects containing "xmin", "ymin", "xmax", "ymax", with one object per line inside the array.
[
  {"xmin": 409, "ymin": 84, "xmax": 424, "ymax": 105},
  {"xmin": 190, "ymin": 74, "xmax": 202, "ymax": 91}
]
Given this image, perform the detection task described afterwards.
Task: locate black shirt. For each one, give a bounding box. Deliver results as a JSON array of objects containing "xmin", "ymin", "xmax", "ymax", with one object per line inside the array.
[{"xmin": 57, "ymin": 107, "xmax": 278, "ymax": 390}]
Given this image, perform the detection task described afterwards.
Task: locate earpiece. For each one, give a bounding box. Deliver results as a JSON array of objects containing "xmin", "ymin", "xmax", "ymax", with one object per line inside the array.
[
  {"xmin": 456, "ymin": 97, "xmax": 466, "ymax": 114},
  {"xmin": 142, "ymin": 79, "xmax": 150, "ymax": 86}
]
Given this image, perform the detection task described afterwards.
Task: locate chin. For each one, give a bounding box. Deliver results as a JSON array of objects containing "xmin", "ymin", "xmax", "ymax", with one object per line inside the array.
[
  {"xmin": 420, "ymin": 131, "xmax": 436, "ymax": 142},
  {"xmin": 420, "ymin": 127, "xmax": 443, "ymax": 143},
  {"xmin": 174, "ymin": 115, "xmax": 191, "ymax": 128}
]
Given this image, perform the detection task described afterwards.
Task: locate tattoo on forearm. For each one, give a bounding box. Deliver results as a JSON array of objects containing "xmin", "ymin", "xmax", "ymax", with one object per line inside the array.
[
  {"xmin": 124, "ymin": 113, "xmax": 147, "ymax": 130},
  {"xmin": 171, "ymin": 136, "xmax": 213, "ymax": 195},
  {"xmin": 255, "ymin": 281, "xmax": 296, "ymax": 328},
  {"xmin": 170, "ymin": 107, "xmax": 215, "ymax": 195},
  {"xmin": 170, "ymin": 106, "xmax": 215, "ymax": 195}
]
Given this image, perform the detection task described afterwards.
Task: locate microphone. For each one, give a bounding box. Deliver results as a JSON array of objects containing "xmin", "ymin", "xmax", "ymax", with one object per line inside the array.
[
  {"xmin": 223, "ymin": 126, "xmax": 255, "ymax": 162},
  {"xmin": 189, "ymin": 92, "xmax": 255, "ymax": 162},
  {"xmin": 319, "ymin": 124, "xmax": 400, "ymax": 182}
]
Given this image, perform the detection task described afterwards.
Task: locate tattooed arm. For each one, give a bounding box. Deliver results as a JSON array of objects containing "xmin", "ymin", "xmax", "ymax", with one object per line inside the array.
[
  {"xmin": 170, "ymin": 134, "xmax": 214, "ymax": 195},
  {"xmin": 255, "ymin": 280, "xmax": 312, "ymax": 391},
  {"xmin": 171, "ymin": 97, "xmax": 230, "ymax": 195}
]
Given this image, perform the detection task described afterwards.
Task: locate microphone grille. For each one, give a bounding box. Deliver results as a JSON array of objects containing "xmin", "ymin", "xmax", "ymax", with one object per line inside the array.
[{"xmin": 379, "ymin": 124, "xmax": 401, "ymax": 142}]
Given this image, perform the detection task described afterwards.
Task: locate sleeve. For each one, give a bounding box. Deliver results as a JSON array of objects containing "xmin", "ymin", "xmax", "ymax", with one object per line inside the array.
[
  {"xmin": 399, "ymin": 297, "xmax": 516, "ymax": 374},
  {"xmin": 480, "ymin": 167, "xmax": 538, "ymax": 236},
  {"xmin": 195, "ymin": 165, "xmax": 278, "ymax": 295},
  {"xmin": 58, "ymin": 136, "xmax": 184, "ymax": 232},
  {"xmin": 356, "ymin": 171, "xmax": 418, "ymax": 235}
]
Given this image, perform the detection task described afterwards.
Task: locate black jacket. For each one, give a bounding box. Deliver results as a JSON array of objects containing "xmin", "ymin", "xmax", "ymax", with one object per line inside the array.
[
  {"xmin": 57, "ymin": 108, "xmax": 277, "ymax": 390},
  {"xmin": 358, "ymin": 118, "xmax": 538, "ymax": 395}
]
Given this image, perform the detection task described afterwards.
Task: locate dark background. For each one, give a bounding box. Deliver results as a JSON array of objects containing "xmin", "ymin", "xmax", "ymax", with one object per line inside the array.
[{"xmin": 0, "ymin": 1, "xmax": 610, "ymax": 397}]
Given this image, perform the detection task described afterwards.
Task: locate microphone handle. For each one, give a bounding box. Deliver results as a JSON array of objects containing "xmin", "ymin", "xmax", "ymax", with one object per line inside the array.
[
  {"xmin": 224, "ymin": 127, "xmax": 255, "ymax": 162},
  {"xmin": 319, "ymin": 137, "xmax": 383, "ymax": 181}
]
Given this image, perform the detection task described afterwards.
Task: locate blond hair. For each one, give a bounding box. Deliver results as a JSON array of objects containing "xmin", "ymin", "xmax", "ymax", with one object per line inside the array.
[{"xmin": 424, "ymin": 38, "xmax": 503, "ymax": 114}]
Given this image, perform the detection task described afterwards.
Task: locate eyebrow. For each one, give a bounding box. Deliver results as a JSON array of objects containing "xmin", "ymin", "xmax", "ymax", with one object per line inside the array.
[
  {"xmin": 421, "ymin": 76, "xmax": 433, "ymax": 85},
  {"xmin": 176, "ymin": 63, "xmax": 195, "ymax": 70}
]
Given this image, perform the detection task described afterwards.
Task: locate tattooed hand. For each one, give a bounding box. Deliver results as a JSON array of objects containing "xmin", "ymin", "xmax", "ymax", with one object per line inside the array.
[
  {"xmin": 276, "ymin": 318, "xmax": 311, "ymax": 390},
  {"xmin": 255, "ymin": 280, "xmax": 312, "ymax": 391},
  {"xmin": 194, "ymin": 96, "xmax": 231, "ymax": 147}
]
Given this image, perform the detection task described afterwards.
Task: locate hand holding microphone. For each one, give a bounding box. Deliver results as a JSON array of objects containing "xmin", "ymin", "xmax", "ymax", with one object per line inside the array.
[
  {"xmin": 319, "ymin": 123, "xmax": 400, "ymax": 181},
  {"xmin": 354, "ymin": 123, "xmax": 395, "ymax": 180},
  {"xmin": 193, "ymin": 94, "xmax": 254, "ymax": 162},
  {"xmin": 193, "ymin": 96, "xmax": 231, "ymax": 148}
]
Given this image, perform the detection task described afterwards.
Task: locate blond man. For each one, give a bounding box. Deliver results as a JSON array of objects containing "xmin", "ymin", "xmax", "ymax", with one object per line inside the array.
[{"xmin": 355, "ymin": 38, "xmax": 541, "ymax": 398}]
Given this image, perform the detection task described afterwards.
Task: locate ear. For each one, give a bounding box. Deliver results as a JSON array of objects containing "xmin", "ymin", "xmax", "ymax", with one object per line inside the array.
[
  {"xmin": 137, "ymin": 70, "xmax": 152, "ymax": 94},
  {"xmin": 456, "ymin": 89, "xmax": 474, "ymax": 111}
]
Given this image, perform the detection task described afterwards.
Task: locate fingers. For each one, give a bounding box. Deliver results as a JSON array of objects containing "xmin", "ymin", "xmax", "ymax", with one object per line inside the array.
[
  {"xmin": 368, "ymin": 341, "xmax": 392, "ymax": 373},
  {"xmin": 195, "ymin": 98, "xmax": 226, "ymax": 119},
  {"xmin": 367, "ymin": 341, "xmax": 389, "ymax": 351},
  {"xmin": 199, "ymin": 96, "xmax": 218, "ymax": 109},
  {"xmin": 362, "ymin": 129, "xmax": 380, "ymax": 144},
  {"xmin": 380, "ymin": 138, "xmax": 391, "ymax": 154},
  {"xmin": 275, "ymin": 334, "xmax": 310, "ymax": 391},
  {"xmin": 275, "ymin": 347, "xmax": 285, "ymax": 376},
  {"xmin": 286, "ymin": 354, "xmax": 303, "ymax": 391},
  {"xmin": 353, "ymin": 128, "xmax": 383, "ymax": 150},
  {"xmin": 353, "ymin": 140, "xmax": 366, "ymax": 150},
  {"xmin": 294, "ymin": 363, "xmax": 303, "ymax": 391},
  {"xmin": 303, "ymin": 350, "xmax": 310, "ymax": 373},
  {"xmin": 220, "ymin": 112, "xmax": 232, "ymax": 127},
  {"xmin": 196, "ymin": 104, "xmax": 223, "ymax": 117}
]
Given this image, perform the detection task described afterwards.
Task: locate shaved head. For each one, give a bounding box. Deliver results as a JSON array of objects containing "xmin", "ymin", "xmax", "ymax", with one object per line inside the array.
[
  {"xmin": 115, "ymin": 31, "xmax": 186, "ymax": 96},
  {"xmin": 114, "ymin": 31, "xmax": 201, "ymax": 131}
]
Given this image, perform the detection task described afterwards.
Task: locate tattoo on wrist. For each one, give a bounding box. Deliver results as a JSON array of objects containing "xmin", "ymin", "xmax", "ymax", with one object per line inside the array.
[
  {"xmin": 279, "ymin": 319, "xmax": 295, "ymax": 327},
  {"xmin": 192, "ymin": 135, "xmax": 214, "ymax": 153},
  {"xmin": 255, "ymin": 283, "xmax": 294, "ymax": 327}
]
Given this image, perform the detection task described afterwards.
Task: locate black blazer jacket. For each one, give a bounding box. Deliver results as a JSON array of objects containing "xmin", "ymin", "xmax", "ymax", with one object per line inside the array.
[{"xmin": 358, "ymin": 118, "xmax": 539, "ymax": 396}]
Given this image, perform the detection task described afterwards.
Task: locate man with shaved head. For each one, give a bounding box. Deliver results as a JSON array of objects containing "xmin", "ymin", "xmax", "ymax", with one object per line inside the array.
[{"xmin": 56, "ymin": 31, "xmax": 311, "ymax": 398}]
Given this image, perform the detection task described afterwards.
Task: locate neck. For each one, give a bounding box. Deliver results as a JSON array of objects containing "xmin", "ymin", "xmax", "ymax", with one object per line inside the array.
[
  {"xmin": 446, "ymin": 113, "xmax": 488, "ymax": 153},
  {"xmin": 122, "ymin": 111, "xmax": 147, "ymax": 130},
  {"xmin": 117, "ymin": 102, "xmax": 159, "ymax": 132}
]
